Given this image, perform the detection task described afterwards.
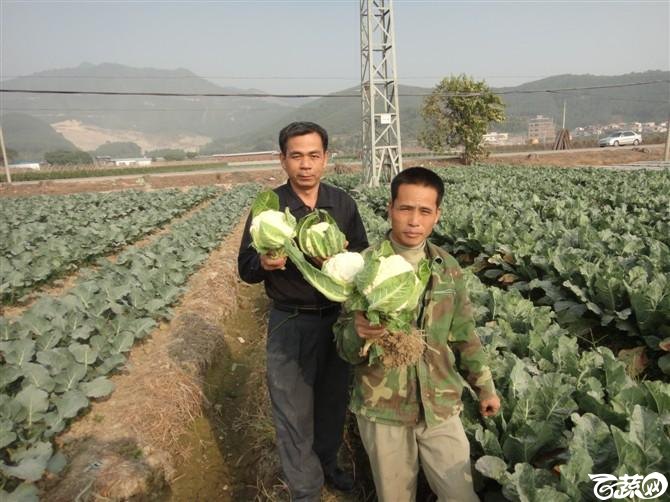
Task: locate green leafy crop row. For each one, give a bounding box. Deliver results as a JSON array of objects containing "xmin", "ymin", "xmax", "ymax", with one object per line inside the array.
[
  {"xmin": 328, "ymin": 168, "xmax": 670, "ymax": 501},
  {"xmin": 463, "ymin": 271, "xmax": 669, "ymax": 501},
  {"xmin": 330, "ymin": 167, "xmax": 670, "ymax": 373},
  {"xmin": 0, "ymin": 184, "xmax": 259, "ymax": 499},
  {"xmin": 1, "ymin": 187, "xmax": 219, "ymax": 304}
]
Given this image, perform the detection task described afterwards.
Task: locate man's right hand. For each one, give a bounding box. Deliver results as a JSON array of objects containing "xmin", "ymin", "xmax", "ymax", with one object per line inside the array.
[
  {"xmin": 354, "ymin": 311, "xmax": 385, "ymax": 340},
  {"xmin": 260, "ymin": 253, "xmax": 287, "ymax": 271}
]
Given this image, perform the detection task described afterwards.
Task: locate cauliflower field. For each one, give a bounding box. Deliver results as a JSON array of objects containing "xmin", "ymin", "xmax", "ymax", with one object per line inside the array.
[
  {"xmin": 327, "ymin": 166, "xmax": 670, "ymax": 500},
  {"xmin": 1, "ymin": 185, "xmax": 260, "ymax": 499},
  {"xmin": 2, "ymin": 164, "xmax": 670, "ymax": 501}
]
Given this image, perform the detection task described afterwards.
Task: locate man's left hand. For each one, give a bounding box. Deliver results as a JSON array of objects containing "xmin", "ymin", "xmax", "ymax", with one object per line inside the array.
[
  {"xmin": 310, "ymin": 256, "xmax": 326, "ymax": 268},
  {"xmin": 480, "ymin": 394, "xmax": 501, "ymax": 418}
]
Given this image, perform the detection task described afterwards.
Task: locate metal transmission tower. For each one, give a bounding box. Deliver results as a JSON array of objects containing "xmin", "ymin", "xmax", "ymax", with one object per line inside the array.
[{"xmin": 360, "ymin": 0, "xmax": 403, "ymax": 187}]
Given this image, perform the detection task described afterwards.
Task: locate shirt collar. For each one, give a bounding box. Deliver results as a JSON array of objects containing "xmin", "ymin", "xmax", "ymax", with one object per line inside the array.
[
  {"xmin": 389, "ymin": 233, "xmax": 427, "ymax": 252},
  {"xmin": 383, "ymin": 231, "xmax": 444, "ymax": 265},
  {"xmin": 285, "ymin": 181, "xmax": 334, "ymax": 211}
]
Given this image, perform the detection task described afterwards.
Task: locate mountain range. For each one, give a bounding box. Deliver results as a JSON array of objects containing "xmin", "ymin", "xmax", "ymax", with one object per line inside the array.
[{"xmin": 1, "ymin": 63, "xmax": 668, "ymax": 160}]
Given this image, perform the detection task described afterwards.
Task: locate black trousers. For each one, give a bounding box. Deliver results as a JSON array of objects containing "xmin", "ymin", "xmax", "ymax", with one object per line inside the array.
[{"xmin": 266, "ymin": 307, "xmax": 351, "ymax": 502}]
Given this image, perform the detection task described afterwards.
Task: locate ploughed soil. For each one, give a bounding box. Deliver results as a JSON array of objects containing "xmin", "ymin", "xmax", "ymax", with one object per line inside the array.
[
  {"xmin": 0, "ymin": 168, "xmax": 285, "ymax": 197},
  {"xmin": 482, "ymin": 144, "xmax": 664, "ymax": 167},
  {"xmin": 428, "ymin": 144, "xmax": 665, "ymax": 168},
  {"xmin": 6, "ymin": 145, "xmax": 665, "ymax": 501}
]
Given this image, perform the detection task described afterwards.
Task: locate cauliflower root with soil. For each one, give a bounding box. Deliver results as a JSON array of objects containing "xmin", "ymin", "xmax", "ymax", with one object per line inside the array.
[{"xmin": 360, "ymin": 328, "xmax": 426, "ymax": 368}]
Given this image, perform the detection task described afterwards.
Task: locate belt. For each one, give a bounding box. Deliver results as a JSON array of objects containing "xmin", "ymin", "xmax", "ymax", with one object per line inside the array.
[{"xmin": 273, "ymin": 302, "xmax": 341, "ymax": 316}]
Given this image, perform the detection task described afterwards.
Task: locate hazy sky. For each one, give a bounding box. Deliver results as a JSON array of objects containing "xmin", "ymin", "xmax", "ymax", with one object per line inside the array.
[{"xmin": 1, "ymin": 0, "xmax": 668, "ymax": 93}]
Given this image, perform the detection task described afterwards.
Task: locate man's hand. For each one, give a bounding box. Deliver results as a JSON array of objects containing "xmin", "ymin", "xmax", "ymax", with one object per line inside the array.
[
  {"xmin": 310, "ymin": 256, "xmax": 326, "ymax": 268},
  {"xmin": 310, "ymin": 240, "xmax": 349, "ymax": 268},
  {"xmin": 260, "ymin": 253, "xmax": 287, "ymax": 271},
  {"xmin": 479, "ymin": 394, "xmax": 501, "ymax": 418},
  {"xmin": 354, "ymin": 311, "xmax": 385, "ymax": 340}
]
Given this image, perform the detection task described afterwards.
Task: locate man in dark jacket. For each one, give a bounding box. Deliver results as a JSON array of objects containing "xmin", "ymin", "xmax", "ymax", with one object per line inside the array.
[{"xmin": 238, "ymin": 121, "xmax": 368, "ymax": 501}]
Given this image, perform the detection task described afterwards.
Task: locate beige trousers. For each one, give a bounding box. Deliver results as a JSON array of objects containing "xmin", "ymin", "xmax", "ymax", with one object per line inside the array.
[{"xmin": 356, "ymin": 414, "xmax": 479, "ymax": 502}]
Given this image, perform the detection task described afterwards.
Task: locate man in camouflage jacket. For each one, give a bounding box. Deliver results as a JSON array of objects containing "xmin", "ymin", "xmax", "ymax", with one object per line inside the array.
[{"xmin": 334, "ymin": 167, "xmax": 500, "ymax": 502}]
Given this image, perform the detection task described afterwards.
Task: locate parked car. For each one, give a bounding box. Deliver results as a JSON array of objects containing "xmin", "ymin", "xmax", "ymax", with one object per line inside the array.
[{"xmin": 598, "ymin": 130, "xmax": 642, "ymax": 147}]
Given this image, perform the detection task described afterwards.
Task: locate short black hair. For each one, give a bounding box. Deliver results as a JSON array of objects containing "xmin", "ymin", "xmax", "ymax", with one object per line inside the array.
[
  {"xmin": 391, "ymin": 166, "xmax": 444, "ymax": 207},
  {"xmin": 278, "ymin": 121, "xmax": 328, "ymax": 155}
]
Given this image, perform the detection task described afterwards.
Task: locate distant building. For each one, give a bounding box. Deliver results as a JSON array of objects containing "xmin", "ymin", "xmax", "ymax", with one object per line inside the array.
[
  {"xmin": 8, "ymin": 162, "xmax": 41, "ymax": 170},
  {"xmin": 95, "ymin": 156, "xmax": 113, "ymax": 165},
  {"xmin": 528, "ymin": 115, "xmax": 556, "ymax": 143},
  {"xmin": 528, "ymin": 115, "xmax": 555, "ymax": 144},
  {"xmin": 111, "ymin": 157, "xmax": 152, "ymax": 167},
  {"xmin": 482, "ymin": 132, "xmax": 509, "ymax": 145}
]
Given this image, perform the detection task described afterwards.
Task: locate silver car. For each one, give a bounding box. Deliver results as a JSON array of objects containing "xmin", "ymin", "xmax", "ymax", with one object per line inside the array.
[{"xmin": 598, "ymin": 130, "xmax": 642, "ymax": 147}]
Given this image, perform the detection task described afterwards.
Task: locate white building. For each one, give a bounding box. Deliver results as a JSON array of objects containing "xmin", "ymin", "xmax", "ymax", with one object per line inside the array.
[
  {"xmin": 111, "ymin": 157, "xmax": 152, "ymax": 167},
  {"xmin": 8, "ymin": 162, "xmax": 41, "ymax": 170},
  {"xmin": 482, "ymin": 132, "xmax": 509, "ymax": 145}
]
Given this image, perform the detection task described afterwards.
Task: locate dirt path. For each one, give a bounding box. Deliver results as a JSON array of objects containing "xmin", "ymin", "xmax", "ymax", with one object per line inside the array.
[
  {"xmin": 471, "ymin": 144, "xmax": 664, "ymax": 167},
  {"xmin": 168, "ymin": 282, "xmax": 274, "ymax": 501},
  {"xmin": 167, "ymin": 279, "xmax": 370, "ymax": 502},
  {"xmin": 0, "ymin": 169, "xmax": 284, "ymax": 197}
]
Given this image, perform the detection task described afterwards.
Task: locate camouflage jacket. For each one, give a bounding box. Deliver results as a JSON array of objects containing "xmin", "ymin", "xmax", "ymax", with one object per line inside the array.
[{"xmin": 334, "ymin": 239, "xmax": 496, "ymax": 427}]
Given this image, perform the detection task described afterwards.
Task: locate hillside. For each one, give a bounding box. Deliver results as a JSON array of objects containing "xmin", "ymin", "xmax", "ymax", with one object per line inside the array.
[
  {"xmin": 2, "ymin": 113, "xmax": 80, "ymax": 162},
  {"xmin": 205, "ymin": 70, "xmax": 669, "ymax": 152},
  {"xmin": 2, "ymin": 64, "xmax": 667, "ymax": 157},
  {"xmin": 494, "ymin": 70, "xmax": 670, "ymax": 132},
  {"xmin": 199, "ymin": 84, "xmax": 426, "ymax": 154},
  {"xmin": 0, "ymin": 63, "xmax": 309, "ymax": 140}
]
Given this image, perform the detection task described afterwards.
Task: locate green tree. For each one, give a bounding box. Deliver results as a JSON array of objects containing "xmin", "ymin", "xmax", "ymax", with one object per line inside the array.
[
  {"xmin": 419, "ymin": 75, "xmax": 505, "ymax": 164},
  {"xmin": 44, "ymin": 150, "xmax": 93, "ymax": 165},
  {"xmin": 93, "ymin": 141, "xmax": 142, "ymax": 158},
  {"xmin": 1, "ymin": 148, "xmax": 18, "ymax": 165},
  {"xmin": 146, "ymin": 148, "xmax": 187, "ymax": 161}
]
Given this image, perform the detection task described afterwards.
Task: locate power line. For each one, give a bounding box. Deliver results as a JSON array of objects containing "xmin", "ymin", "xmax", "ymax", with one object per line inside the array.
[
  {"xmin": 0, "ymin": 79, "xmax": 667, "ymax": 99},
  {"xmin": 4, "ymin": 92, "xmax": 668, "ymax": 113},
  {"xmin": 543, "ymin": 91, "xmax": 669, "ymax": 104},
  {"xmin": 0, "ymin": 89, "xmax": 338, "ymax": 98},
  {"xmin": 1, "ymin": 75, "xmax": 360, "ymax": 81},
  {"xmin": 0, "ymin": 73, "xmax": 557, "ymax": 80},
  {"xmin": 2, "ymin": 108, "xmax": 260, "ymax": 112}
]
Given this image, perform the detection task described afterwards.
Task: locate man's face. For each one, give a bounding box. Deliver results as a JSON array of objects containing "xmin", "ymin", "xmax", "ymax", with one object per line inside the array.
[
  {"xmin": 388, "ymin": 183, "xmax": 441, "ymax": 247},
  {"xmin": 280, "ymin": 132, "xmax": 327, "ymax": 191}
]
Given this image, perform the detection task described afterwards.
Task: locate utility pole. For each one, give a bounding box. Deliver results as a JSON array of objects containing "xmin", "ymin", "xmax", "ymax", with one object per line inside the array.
[
  {"xmin": 664, "ymin": 110, "xmax": 670, "ymax": 162},
  {"xmin": 360, "ymin": 0, "xmax": 403, "ymax": 187},
  {"xmin": 562, "ymin": 100, "xmax": 566, "ymax": 129},
  {"xmin": 0, "ymin": 124, "xmax": 11, "ymax": 184}
]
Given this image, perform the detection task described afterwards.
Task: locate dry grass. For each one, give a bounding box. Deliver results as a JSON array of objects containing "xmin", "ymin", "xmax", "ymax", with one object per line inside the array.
[{"xmin": 134, "ymin": 363, "xmax": 206, "ymax": 450}]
